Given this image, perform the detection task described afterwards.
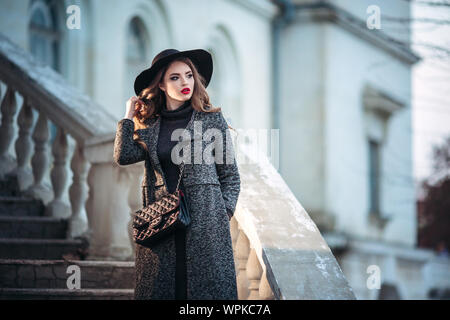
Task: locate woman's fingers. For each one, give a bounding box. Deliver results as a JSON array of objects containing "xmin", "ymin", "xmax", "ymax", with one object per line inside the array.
[
  {"xmin": 134, "ymin": 100, "xmax": 142, "ymax": 111},
  {"xmin": 125, "ymin": 96, "xmax": 144, "ymax": 118},
  {"xmin": 133, "ymin": 99, "xmax": 144, "ymax": 116}
]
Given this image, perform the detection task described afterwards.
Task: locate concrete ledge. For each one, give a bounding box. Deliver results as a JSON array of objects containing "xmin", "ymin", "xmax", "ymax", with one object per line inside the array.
[
  {"xmin": 0, "ymin": 259, "xmax": 134, "ymax": 267},
  {"xmin": 0, "ymin": 215, "xmax": 67, "ymax": 238},
  {"xmin": 0, "ymin": 175, "xmax": 20, "ymax": 197},
  {"xmin": 0, "ymin": 238, "xmax": 87, "ymax": 259},
  {"xmin": 0, "ymin": 288, "xmax": 134, "ymax": 300},
  {"xmin": 0, "ymin": 259, "xmax": 135, "ymax": 289},
  {"xmin": 263, "ymin": 249, "xmax": 355, "ymax": 299},
  {"xmin": 0, "ymin": 196, "xmax": 45, "ymax": 217}
]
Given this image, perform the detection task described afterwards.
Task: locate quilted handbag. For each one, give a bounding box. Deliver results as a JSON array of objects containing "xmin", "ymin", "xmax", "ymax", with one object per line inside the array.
[{"xmin": 132, "ymin": 161, "xmax": 191, "ymax": 248}]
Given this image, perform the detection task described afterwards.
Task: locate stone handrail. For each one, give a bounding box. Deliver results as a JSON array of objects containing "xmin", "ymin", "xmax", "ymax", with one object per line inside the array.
[
  {"xmin": 0, "ymin": 33, "xmax": 116, "ymax": 141},
  {"xmin": 230, "ymin": 142, "xmax": 356, "ymax": 299}
]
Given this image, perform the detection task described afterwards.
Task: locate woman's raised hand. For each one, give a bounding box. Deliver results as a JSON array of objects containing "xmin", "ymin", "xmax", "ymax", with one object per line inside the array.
[{"xmin": 125, "ymin": 96, "xmax": 143, "ymax": 119}]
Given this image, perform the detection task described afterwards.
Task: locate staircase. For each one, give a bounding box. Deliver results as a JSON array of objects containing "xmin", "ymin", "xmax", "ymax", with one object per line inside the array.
[{"xmin": 0, "ymin": 175, "xmax": 135, "ymax": 300}]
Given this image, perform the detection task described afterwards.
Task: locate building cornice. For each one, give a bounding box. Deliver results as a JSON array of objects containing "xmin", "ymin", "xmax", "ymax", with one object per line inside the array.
[{"xmin": 294, "ymin": 1, "xmax": 421, "ymax": 65}]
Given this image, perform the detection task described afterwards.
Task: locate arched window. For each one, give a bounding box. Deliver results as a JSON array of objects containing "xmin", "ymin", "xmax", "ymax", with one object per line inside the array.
[
  {"xmin": 206, "ymin": 27, "xmax": 241, "ymax": 129},
  {"xmin": 125, "ymin": 17, "xmax": 150, "ymax": 101},
  {"xmin": 207, "ymin": 51, "xmax": 221, "ymax": 110},
  {"xmin": 29, "ymin": 0, "xmax": 61, "ymax": 71},
  {"xmin": 29, "ymin": 0, "xmax": 64, "ymax": 143}
]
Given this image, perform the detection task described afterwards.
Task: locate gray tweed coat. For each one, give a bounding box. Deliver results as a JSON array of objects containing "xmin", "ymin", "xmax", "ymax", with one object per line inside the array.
[{"xmin": 113, "ymin": 109, "xmax": 241, "ymax": 300}]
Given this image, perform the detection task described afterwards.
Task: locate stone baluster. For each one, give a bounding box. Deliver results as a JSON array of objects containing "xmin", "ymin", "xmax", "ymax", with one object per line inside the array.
[
  {"xmin": 230, "ymin": 217, "xmax": 239, "ymax": 247},
  {"xmin": 0, "ymin": 87, "xmax": 18, "ymax": 178},
  {"xmin": 235, "ymin": 229, "xmax": 250, "ymax": 299},
  {"xmin": 230, "ymin": 217, "xmax": 240, "ymax": 274},
  {"xmin": 259, "ymin": 269, "xmax": 275, "ymax": 300},
  {"xmin": 231, "ymin": 218, "xmax": 274, "ymax": 300},
  {"xmin": 11, "ymin": 98, "xmax": 34, "ymax": 190},
  {"xmin": 25, "ymin": 112, "xmax": 53, "ymax": 204},
  {"xmin": 68, "ymin": 142, "xmax": 89, "ymax": 239},
  {"xmin": 127, "ymin": 166, "xmax": 143, "ymax": 260},
  {"xmin": 45, "ymin": 127, "xmax": 71, "ymax": 217},
  {"xmin": 127, "ymin": 208, "xmax": 136, "ymax": 260},
  {"xmin": 246, "ymin": 248, "xmax": 263, "ymax": 299},
  {"xmin": 85, "ymin": 162, "xmax": 132, "ymax": 260}
]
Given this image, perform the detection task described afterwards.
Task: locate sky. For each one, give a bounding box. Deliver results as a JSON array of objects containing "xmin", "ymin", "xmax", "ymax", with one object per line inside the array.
[{"xmin": 411, "ymin": 2, "xmax": 450, "ymax": 190}]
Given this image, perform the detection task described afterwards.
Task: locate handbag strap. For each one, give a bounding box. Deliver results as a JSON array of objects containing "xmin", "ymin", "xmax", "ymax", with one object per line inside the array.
[
  {"xmin": 174, "ymin": 109, "xmax": 198, "ymax": 193},
  {"xmin": 175, "ymin": 161, "xmax": 185, "ymax": 192}
]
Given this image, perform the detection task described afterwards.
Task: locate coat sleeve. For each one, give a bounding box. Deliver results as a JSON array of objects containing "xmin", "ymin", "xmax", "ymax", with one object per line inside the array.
[
  {"xmin": 113, "ymin": 118, "xmax": 146, "ymax": 165},
  {"xmin": 215, "ymin": 112, "xmax": 241, "ymax": 219}
]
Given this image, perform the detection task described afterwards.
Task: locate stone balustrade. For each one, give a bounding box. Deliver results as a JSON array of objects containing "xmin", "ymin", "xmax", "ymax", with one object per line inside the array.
[{"xmin": 0, "ymin": 33, "xmax": 122, "ymax": 260}]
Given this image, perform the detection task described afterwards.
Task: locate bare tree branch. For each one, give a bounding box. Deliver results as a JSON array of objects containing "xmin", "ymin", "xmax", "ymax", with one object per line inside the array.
[{"xmin": 401, "ymin": 0, "xmax": 450, "ymax": 7}]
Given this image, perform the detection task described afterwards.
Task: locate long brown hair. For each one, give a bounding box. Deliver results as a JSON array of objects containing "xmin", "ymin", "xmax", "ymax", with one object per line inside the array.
[{"xmin": 132, "ymin": 57, "xmax": 221, "ymax": 132}]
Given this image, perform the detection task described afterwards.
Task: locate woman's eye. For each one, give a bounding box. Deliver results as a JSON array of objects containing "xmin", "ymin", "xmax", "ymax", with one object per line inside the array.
[{"xmin": 170, "ymin": 74, "xmax": 192, "ymax": 81}]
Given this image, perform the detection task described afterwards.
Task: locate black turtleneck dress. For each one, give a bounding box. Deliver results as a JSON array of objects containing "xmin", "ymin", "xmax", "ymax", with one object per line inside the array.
[{"xmin": 156, "ymin": 99, "xmax": 193, "ymax": 299}]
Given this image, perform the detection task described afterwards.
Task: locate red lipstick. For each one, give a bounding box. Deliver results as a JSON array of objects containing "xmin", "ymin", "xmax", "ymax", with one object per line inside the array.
[{"xmin": 181, "ymin": 88, "xmax": 190, "ymax": 94}]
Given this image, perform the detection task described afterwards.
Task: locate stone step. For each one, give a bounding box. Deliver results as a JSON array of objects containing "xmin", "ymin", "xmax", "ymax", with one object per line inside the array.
[
  {"xmin": 0, "ymin": 259, "xmax": 135, "ymax": 289},
  {"xmin": 0, "ymin": 238, "xmax": 88, "ymax": 260},
  {"xmin": 0, "ymin": 216, "xmax": 68, "ymax": 239},
  {"xmin": 0, "ymin": 288, "xmax": 134, "ymax": 300},
  {"xmin": 0, "ymin": 196, "xmax": 45, "ymax": 217},
  {"xmin": 0, "ymin": 175, "xmax": 21, "ymax": 197}
]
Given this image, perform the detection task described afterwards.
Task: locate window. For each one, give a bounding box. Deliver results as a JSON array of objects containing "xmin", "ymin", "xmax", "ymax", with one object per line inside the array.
[
  {"xmin": 29, "ymin": 0, "xmax": 63, "ymax": 144},
  {"xmin": 29, "ymin": 0, "xmax": 60, "ymax": 71},
  {"xmin": 369, "ymin": 139, "xmax": 381, "ymax": 215},
  {"xmin": 125, "ymin": 17, "xmax": 149, "ymax": 101}
]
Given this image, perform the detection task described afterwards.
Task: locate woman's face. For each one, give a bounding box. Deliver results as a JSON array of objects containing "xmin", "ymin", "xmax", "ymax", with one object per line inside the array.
[{"xmin": 159, "ymin": 60, "xmax": 194, "ymax": 104}]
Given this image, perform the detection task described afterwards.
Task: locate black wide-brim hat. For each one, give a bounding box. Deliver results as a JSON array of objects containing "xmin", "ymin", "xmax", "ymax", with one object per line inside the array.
[{"xmin": 134, "ymin": 48, "xmax": 213, "ymax": 96}]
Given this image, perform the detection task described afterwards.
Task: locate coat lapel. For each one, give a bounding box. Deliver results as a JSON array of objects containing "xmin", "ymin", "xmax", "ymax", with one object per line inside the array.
[{"xmin": 145, "ymin": 116, "xmax": 165, "ymax": 189}]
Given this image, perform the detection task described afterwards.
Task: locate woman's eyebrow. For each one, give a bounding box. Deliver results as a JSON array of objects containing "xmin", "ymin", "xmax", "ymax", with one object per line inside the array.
[{"xmin": 169, "ymin": 71, "xmax": 192, "ymax": 76}]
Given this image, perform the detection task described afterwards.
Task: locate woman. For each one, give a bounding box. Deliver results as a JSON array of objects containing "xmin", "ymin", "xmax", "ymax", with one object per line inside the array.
[{"xmin": 113, "ymin": 48, "xmax": 241, "ymax": 300}]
